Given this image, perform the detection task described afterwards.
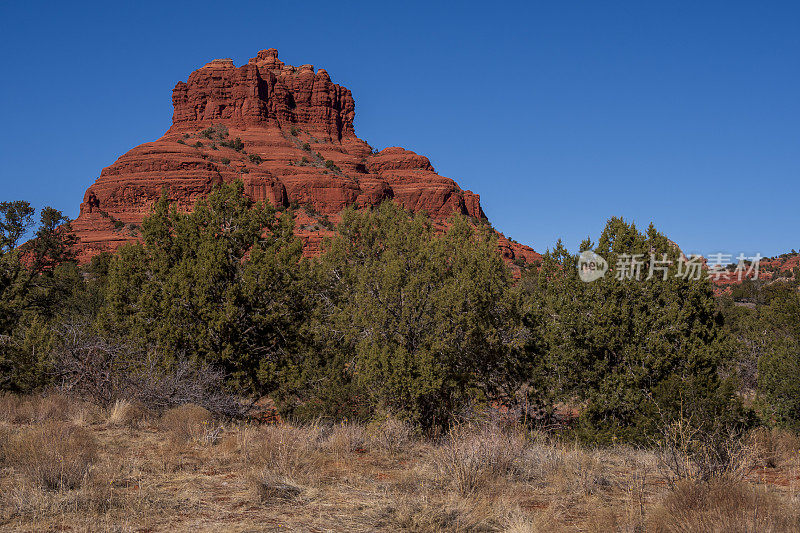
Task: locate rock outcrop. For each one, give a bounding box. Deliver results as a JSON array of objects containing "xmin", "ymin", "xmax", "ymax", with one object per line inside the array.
[{"xmin": 72, "ymin": 49, "xmax": 539, "ymax": 267}]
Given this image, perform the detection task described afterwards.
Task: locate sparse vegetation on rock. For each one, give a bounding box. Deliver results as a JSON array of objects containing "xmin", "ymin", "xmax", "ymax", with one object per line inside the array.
[{"xmin": 220, "ymin": 137, "xmax": 244, "ymax": 152}]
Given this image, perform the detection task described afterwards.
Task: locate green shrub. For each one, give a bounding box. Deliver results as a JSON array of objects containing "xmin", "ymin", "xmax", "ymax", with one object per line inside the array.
[
  {"xmin": 249, "ymin": 154, "xmax": 263, "ymax": 164},
  {"xmin": 325, "ymin": 160, "xmax": 341, "ymax": 173},
  {"xmin": 102, "ymin": 182, "xmax": 305, "ymax": 397},
  {"xmin": 281, "ymin": 204, "xmax": 518, "ymax": 427},
  {"xmin": 200, "ymin": 124, "xmax": 229, "ymax": 140},
  {"xmin": 519, "ymin": 218, "xmax": 742, "ymax": 444},
  {"xmin": 758, "ymin": 337, "xmax": 800, "ymax": 429},
  {"xmin": 220, "ymin": 137, "xmax": 245, "ymax": 152}
]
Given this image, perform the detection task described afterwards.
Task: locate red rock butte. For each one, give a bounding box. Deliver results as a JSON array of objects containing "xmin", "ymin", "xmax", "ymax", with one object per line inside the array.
[{"xmin": 72, "ymin": 49, "xmax": 539, "ymax": 266}]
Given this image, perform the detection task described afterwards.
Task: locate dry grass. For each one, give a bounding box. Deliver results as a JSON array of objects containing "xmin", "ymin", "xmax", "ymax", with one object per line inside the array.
[
  {"xmin": 0, "ymin": 392, "xmax": 96, "ymax": 425},
  {"xmin": 158, "ymin": 403, "xmax": 214, "ymax": 443},
  {"xmin": 4, "ymin": 421, "xmax": 98, "ymax": 490},
  {"xmin": 748, "ymin": 428, "xmax": 800, "ymax": 469},
  {"xmin": 432, "ymin": 423, "xmax": 526, "ymax": 495},
  {"xmin": 325, "ymin": 421, "xmax": 367, "ymax": 454},
  {"xmin": 105, "ymin": 399, "xmax": 151, "ymax": 429},
  {"xmin": 648, "ymin": 478, "xmax": 800, "ymax": 532},
  {"xmin": 250, "ymin": 468, "xmax": 304, "ymax": 503},
  {"xmin": 365, "ymin": 415, "xmax": 417, "ymax": 453},
  {"xmin": 0, "ymin": 394, "xmax": 799, "ymax": 532}
]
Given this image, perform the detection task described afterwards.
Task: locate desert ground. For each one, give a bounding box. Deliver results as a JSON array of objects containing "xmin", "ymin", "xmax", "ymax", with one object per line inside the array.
[{"xmin": 1, "ymin": 394, "xmax": 799, "ymax": 532}]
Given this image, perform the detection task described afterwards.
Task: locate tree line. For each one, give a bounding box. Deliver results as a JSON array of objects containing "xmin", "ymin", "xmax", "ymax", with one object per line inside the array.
[{"xmin": 1, "ymin": 182, "xmax": 798, "ymax": 442}]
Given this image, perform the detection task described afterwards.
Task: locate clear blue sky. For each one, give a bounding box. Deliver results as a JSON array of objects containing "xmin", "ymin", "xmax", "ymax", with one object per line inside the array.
[{"xmin": 1, "ymin": 1, "xmax": 798, "ymax": 257}]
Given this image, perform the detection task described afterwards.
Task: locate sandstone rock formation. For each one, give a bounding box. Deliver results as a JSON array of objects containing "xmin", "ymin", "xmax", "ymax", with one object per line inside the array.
[{"xmin": 72, "ymin": 49, "xmax": 539, "ymax": 268}]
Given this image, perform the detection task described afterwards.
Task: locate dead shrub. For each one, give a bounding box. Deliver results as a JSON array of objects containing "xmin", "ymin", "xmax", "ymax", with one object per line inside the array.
[
  {"xmin": 50, "ymin": 320, "xmax": 243, "ymax": 417},
  {"xmin": 5, "ymin": 421, "xmax": 98, "ymax": 490},
  {"xmin": 250, "ymin": 468, "xmax": 303, "ymax": 504},
  {"xmin": 432, "ymin": 424, "xmax": 526, "ymax": 495},
  {"xmin": 158, "ymin": 404, "xmax": 213, "ymax": 443},
  {"xmin": 244, "ymin": 424, "xmax": 323, "ymax": 480},
  {"xmin": 654, "ymin": 416, "xmax": 750, "ymax": 485},
  {"xmin": 106, "ymin": 399, "xmax": 151, "ymax": 429},
  {"xmin": 325, "ymin": 422, "xmax": 367, "ymax": 454},
  {"xmin": 366, "ymin": 416, "xmax": 417, "ymax": 453},
  {"xmin": 648, "ymin": 478, "xmax": 800, "ymax": 532},
  {"xmin": 51, "ymin": 320, "xmax": 130, "ymax": 406},
  {"xmin": 747, "ymin": 427, "xmax": 800, "ymax": 469},
  {"xmin": 0, "ymin": 393, "xmax": 23, "ymax": 423},
  {"xmin": 128, "ymin": 358, "xmax": 244, "ymax": 418}
]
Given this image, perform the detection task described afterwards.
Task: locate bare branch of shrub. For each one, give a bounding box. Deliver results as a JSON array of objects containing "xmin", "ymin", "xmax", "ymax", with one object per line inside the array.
[
  {"xmin": 48, "ymin": 319, "xmax": 244, "ymax": 417},
  {"xmin": 652, "ymin": 412, "xmax": 750, "ymax": 486}
]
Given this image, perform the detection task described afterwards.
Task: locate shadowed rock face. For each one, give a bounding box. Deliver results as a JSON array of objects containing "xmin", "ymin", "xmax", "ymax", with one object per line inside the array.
[{"xmin": 72, "ymin": 49, "xmax": 539, "ymax": 266}]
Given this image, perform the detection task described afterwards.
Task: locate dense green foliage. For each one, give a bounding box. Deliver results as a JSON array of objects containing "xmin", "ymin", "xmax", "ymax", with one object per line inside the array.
[
  {"xmin": 0, "ymin": 202, "xmax": 85, "ymax": 391},
  {"xmin": 101, "ymin": 183, "xmax": 307, "ymax": 395},
  {"xmin": 518, "ymin": 219, "xmax": 744, "ymax": 442},
  {"xmin": 720, "ymin": 277, "xmax": 800, "ymax": 429},
  {"xmin": 298, "ymin": 205, "xmax": 526, "ymax": 425},
  {"xmin": 1, "ymin": 184, "xmax": 798, "ymax": 439}
]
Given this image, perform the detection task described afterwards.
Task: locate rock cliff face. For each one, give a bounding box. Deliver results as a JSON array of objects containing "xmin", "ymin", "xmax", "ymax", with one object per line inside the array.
[{"xmin": 72, "ymin": 49, "xmax": 539, "ymax": 267}]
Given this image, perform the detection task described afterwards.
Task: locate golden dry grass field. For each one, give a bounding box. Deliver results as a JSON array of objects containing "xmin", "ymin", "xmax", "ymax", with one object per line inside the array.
[{"xmin": 1, "ymin": 394, "xmax": 799, "ymax": 532}]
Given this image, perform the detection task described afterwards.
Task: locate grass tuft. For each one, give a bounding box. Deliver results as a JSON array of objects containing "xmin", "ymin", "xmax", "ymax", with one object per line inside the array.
[
  {"xmin": 159, "ymin": 404, "xmax": 213, "ymax": 443},
  {"xmin": 5, "ymin": 421, "xmax": 98, "ymax": 490}
]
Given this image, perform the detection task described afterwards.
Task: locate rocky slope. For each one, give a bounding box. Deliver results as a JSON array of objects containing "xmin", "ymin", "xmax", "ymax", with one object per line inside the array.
[
  {"xmin": 71, "ymin": 49, "xmax": 539, "ymax": 267},
  {"xmin": 711, "ymin": 252, "xmax": 800, "ymax": 294}
]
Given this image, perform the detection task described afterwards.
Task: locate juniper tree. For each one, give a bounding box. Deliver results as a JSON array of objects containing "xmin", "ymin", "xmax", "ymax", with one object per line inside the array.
[
  {"xmin": 301, "ymin": 203, "xmax": 526, "ymax": 426},
  {"xmin": 0, "ymin": 204, "xmax": 79, "ymax": 391},
  {"xmin": 102, "ymin": 182, "xmax": 309, "ymax": 395},
  {"xmin": 519, "ymin": 218, "xmax": 742, "ymax": 442}
]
